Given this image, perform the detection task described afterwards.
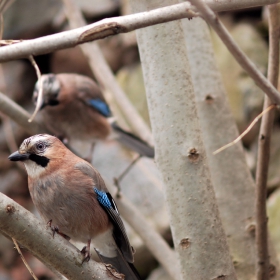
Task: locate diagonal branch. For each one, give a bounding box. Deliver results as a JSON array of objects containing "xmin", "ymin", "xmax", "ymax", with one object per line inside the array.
[
  {"xmin": 0, "ymin": 91, "xmax": 45, "ymax": 135},
  {"xmin": 0, "ymin": 1, "xmax": 279, "ymax": 63},
  {"xmin": 0, "ymin": 192, "xmax": 115, "ymax": 280},
  {"xmin": 255, "ymin": 4, "xmax": 280, "ymax": 280},
  {"xmin": 0, "ymin": 2, "xmax": 197, "ymax": 61},
  {"xmin": 188, "ymin": 0, "xmax": 280, "ymax": 105}
]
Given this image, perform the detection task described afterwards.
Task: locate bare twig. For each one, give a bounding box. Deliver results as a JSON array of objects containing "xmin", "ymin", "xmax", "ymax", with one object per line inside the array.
[
  {"xmin": 114, "ymin": 154, "xmax": 142, "ymax": 196},
  {"xmin": 0, "ymin": 0, "xmax": 14, "ymax": 14},
  {"xmin": 255, "ymin": 4, "xmax": 280, "ymax": 280},
  {"xmin": 63, "ymin": 0, "xmax": 154, "ymax": 145},
  {"xmin": 0, "ymin": 1, "xmax": 279, "ymax": 62},
  {"xmin": 188, "ymin": 0, "xmax": 280, "ymax": 105},
  {"xmin": 12, "ymin": 238, "xmax": 39, "ymax": 280},
  {"xmin": 213, "ymin": 105, "xmax": 275, "ymax": 155},
  {"xmin": 1, "ymin": 230, "xmax": 65, "ymax": 280},
  {"xmin": 28, "ymin": 55, "xmax": 43, "ymax": 123}
]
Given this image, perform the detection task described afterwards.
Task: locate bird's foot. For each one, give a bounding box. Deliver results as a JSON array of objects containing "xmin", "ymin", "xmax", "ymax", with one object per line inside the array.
[
  {"xmin": 47, "ymin": 220, "xmax": 70, "ymax": 240},
  {"xmin": 81, "ymin": 239, "xmax": 91, "ymax": 264}
]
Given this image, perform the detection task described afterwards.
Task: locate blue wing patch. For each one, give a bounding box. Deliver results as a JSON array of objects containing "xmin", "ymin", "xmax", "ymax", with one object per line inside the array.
[
  {"xmin": 87, "ymin": 99, "xmax": 111, "ymax": 117},
  {"xmin": 94, "ymin": 188, "xmax": 112, "ymax": 208}
]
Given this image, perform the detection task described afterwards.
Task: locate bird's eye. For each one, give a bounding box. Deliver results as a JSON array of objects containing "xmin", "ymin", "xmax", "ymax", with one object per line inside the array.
[{"xmin": 36, "ymin": 142, "xmax": 45, "ymax": 151}]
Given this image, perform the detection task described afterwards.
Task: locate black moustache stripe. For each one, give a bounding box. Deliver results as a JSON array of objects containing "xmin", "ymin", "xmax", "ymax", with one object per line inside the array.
[
  {"xmin": 29, "ymin": 154, "xmax": 50, "ymax": 167},
  {"xmin": 48, "ymin": 100, "xmax": 60, "ymax": 106}
]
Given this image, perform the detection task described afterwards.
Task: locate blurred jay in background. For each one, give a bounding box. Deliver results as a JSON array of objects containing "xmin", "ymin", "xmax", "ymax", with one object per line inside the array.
[
  {"xmin": 33, "ymin": 73, "xmax": 154, "ymax": 158},
  {"xmin": 8, "ymin": 134, "xmax": 141, "ymax": 280}
]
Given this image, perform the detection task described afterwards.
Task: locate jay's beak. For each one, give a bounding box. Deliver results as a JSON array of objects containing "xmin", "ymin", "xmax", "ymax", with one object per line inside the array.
[{"xmin": 8, "ymin": 151, "xmax": 30, "ymax": 161}]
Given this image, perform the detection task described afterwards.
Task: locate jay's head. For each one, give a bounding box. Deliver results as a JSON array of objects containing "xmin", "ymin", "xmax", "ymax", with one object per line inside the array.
[
  {"xmin": 33, "ymin": 74, "xmax": 61, "ymax": 109},
  {"xmin": 8, "ymin": 134, "xmax": 65, "ymax": 178}
]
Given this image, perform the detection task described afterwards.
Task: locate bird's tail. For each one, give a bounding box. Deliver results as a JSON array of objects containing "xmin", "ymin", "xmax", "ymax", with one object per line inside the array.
[
  {"xmin": 95, "ymin": 249, "xmax": 142, "ymax": 280},
  {"xmin": 111, "ymin": 122, "xmax": 154, "ymax": 158}
]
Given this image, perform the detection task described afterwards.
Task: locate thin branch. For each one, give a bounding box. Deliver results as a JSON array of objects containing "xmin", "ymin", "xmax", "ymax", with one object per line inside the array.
[
  {"xmin": 0, "ymin": 91, "xmax": 46, "ymax": 134},
  {"xmin": 0, "ymin": 230, "xmax": 65, "ymax": 280},
  {"xmin": 63, "ymin": 0, "xmax": 154, "ymax": 145},
  {"xmin": 0, "ymin": 1, "xmax": 279, "ymax": 62},
  {"xmin": 0, "ymin": 113, "xmax": 26, "ymax": 172},
  {"xmin": 0, "ymin": 0, "xmax": 14, "ymax": 14},
  {"xmin": 0, "ymin": 66, "xmax": 20, "ymax": 154},
  {"xmin": 12, "ymin": 238, "xmax": 39, "ymax": 280},
  {"xmin": 213, "ymin": 105, "xmax": 275, "ymax": 155},
  {"xmin": 188, "ymin": 0, "xmax": 280, "ymax": 105},
  {"xmin": 1, "ymin": 114, "xmax": 19, "ymax": 152},
  {"xmin": 0, "ymin": 192, "xmax": 116, "ymax": 280},
  {"xmin": 255, "ymin": 4, "xmax": 280, "ymax": 280},
  {"xmin": 28, "ymin": 55, "xmax": 43, "ymax": 123}
]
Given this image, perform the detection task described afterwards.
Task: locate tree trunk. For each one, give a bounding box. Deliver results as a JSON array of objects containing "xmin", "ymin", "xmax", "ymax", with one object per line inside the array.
[{"xmin": 130, "ymin": 0, "xmax": 237, "ymax": 279}]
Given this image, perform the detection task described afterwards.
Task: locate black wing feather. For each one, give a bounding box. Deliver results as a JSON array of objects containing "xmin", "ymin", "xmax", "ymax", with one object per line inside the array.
[{"xmin": 100, "ymin": 193, "xmax": 134, "ymax": 263}]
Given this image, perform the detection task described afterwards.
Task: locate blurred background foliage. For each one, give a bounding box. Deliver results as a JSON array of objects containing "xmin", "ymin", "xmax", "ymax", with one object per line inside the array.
[{"xmin": 0, "ymin": 1, "xmax": 279, "ymax": 279}]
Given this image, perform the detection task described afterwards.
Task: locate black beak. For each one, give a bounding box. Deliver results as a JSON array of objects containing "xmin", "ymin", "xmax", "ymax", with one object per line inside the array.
[{"xmin": 8, "ymin": 151, "xmax": 30, "ymax": 161}]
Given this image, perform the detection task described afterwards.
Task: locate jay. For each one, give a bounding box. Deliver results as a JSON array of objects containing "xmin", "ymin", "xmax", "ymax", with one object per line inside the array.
[
  {"xmin": 9, "ymin": 134, "xmax": 141, "ymax": 280},
  {"xmin": 33, "ymin": 73, "xmax": 154, "ymax": 158}
]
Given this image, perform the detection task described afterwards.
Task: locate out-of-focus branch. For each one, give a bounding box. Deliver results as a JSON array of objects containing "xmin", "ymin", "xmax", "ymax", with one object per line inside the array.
[
  {"xmin": 0, "ymin": 91, "xmax": 45, "ymax": 134},
  {"xmin": 0, "ymin": 0, "xmax": 14, "ymax": 14},
  {"xmin": 0, "ymin": 1, "xmax": 279, "ymax": 62},
  {"xmin": 255, "ymin": 4, "xmax": 280, "ymax": 280},
  {"xmin": 0, "ymin": 113, "xmax": 26, "ymax": 172},
  {"xmin": 62, "ymin": 0, "xmax": 154, "ymax": 145},
  {"xmin": 106, "ymin": 180, "xmax": 179, "ymax": 279},
  {"xmin": 0, "ymin": 192, "xmax": 115, "ymax": 280},
  {"xmin": 188, "ymin": 0, "xmax": 280, "ymax": 105},
  {"xmin": 12, "ymin": 238, "xmax": 39, "ymax": 280}
]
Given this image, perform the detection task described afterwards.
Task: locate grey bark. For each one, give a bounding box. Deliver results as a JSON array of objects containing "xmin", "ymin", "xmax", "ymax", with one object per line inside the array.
[
  {"xmin": 0, "ymin": 1, "xmax": 279, "ymax": 62},
  {"xmin": 0, "ymin": 193, "xmax": 115, "ymax": 280},
  {"xmin": 182, "ymin": 16, "xmax": 280, "ymax": 280},
  {"xmin": 130, "ymin": 0, "xmax": 237, "ymax": 279}
]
